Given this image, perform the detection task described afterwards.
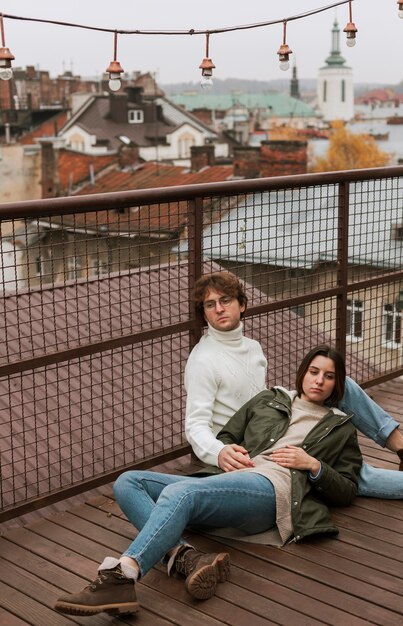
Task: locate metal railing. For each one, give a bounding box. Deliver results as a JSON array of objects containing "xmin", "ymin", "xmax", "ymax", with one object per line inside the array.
[{"xmin": 1, "ymin": 165, "xmax": 403, "ymax": 522}]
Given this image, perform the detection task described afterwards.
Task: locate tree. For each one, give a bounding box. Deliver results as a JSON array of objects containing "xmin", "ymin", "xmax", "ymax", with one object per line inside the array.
[{"xmin": 311, "ymin": 124, "xmax": 390, "ymax": 172}]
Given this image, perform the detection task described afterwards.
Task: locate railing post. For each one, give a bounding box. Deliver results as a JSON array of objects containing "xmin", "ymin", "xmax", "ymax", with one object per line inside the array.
[
  {"xmin": 187, "ymin": 196, "xmax": 204, "ymax": 351},
  {"xmin": 335, "ymin": 181, "xmax": 349, "ymax": 359}
]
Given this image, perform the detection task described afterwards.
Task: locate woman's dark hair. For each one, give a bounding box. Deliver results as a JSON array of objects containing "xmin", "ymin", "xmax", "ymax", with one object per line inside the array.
[
  {"xmin": 193, "ymin": 272, "xmax": 248, "ymax": 322},
  {"xmin": 295, "ymin": 344, "xmax": 346, "ymax": 406}
]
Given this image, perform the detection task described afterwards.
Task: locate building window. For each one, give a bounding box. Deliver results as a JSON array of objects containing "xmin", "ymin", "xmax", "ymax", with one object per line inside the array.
[
  {"xmin": 70, "ymin": 140, "xmax": 85, "ymax": 152},
  {"xmin": 128, "ymin": 109, "xmax": 144, "ymax": 124},
  {"xmin": 383, "ymin": 304, "xmax": 401, "ymax": 348},
  {"xmin": 341, "ymin": 80, "xmax": 346, "ymax": 103},
  {"xmin": 66, "ymin": 256, "xmax": 81, "ymax": 281},
  {"xmin": 35, "ymin": 255, "xmax": 45, "ymax": 276},
  {"xmin": 289, "ymin": 305, "xmax": 305, "ymax": 318},
  {"xmin": 392, "ymin": 225, "xmax": 403, "ymax": 241},
  {"xmin": 323, "ymin": 80, "xmax": 327, "ymax": 102},
  {"xmin": 346, "ymin": 299, "xmax": 363, "ymax": 341},
  {"xmin": 91, "ymin": 257, "xmax": 108, "ymax": 276},
  {"xmin": 178, "ymin": 136, "xmax": 195, "ymax": 158}
]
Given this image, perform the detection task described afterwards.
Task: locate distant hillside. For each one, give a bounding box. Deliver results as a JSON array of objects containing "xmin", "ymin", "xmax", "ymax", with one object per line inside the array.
[{"xmin": 162, "ymin": 77, "xmax": 398, "ymax": 98}]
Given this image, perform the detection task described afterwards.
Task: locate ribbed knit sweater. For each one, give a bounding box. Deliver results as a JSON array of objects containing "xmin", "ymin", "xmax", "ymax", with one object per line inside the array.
[{"xmin": 184, "ymin": 322, "xmax": 267, "ymax": 466}]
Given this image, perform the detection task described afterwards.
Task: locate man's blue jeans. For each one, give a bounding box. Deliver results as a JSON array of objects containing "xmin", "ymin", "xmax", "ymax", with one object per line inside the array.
[
  {"xmin": 114, "ymin": 470, "xmax": 276, "ymax": 577},
  {"xmin": 341, "ymin": 377, "xmax": 403, "ymax": 498}
]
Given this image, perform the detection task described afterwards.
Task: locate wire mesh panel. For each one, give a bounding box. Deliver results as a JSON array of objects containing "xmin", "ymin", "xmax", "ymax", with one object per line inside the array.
[
  {"xmin": 1, "ymin": 167, "xmax": 403, "ymax": 520},
  {"xmin": 196, "ymin": 185, "xmax": 340, "ymax": 303},
  {"xmin": 0, "ymin": 334, "xmax": 188, "ymax": 512}
]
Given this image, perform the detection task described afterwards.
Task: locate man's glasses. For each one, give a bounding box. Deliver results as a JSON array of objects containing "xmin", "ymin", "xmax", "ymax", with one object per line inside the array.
[{"xmin": 203, "ymin": 296, "xmax": 234, "ymax": 311}]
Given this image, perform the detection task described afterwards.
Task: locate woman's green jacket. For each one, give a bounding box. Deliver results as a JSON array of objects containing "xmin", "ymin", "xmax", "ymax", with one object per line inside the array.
[{"xmin": 196, "ymin": 387, "xmax": 363, "ymax": 542}]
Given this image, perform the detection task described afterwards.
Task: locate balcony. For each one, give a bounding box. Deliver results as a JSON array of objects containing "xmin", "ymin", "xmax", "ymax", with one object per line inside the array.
[{"xmin": 0, "ymin": 166, "xmax": 402, "ymax": 624}]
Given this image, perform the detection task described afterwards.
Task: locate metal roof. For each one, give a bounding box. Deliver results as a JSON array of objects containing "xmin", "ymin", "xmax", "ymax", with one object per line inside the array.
[
  {"xmin": 169, "ymin": 92, "xmax": 317, "ymax": 118},
  {"xmin": 178, "ymin": 181, "xmax": 403, "ymax": 269}
]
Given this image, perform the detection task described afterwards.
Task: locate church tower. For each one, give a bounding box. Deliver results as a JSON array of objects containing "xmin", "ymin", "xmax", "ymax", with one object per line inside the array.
[
  {"xmin": 290, "ymin": 62, "xmax": 300, "ymax": 100},
  {"xmin": 317, "ymin": 20, "xmax": 354, "ymax": 121}
]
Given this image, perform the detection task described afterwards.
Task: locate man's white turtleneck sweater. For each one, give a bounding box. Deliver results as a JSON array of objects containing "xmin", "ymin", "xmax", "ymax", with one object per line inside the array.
[{"xmin": 184, "ymin": 322, "xmax": 267, "ymax": 466}]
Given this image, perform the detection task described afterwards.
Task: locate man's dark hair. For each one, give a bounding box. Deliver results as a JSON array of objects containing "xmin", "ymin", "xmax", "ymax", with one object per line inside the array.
[
  {"xmin": 193, "ymin": 272, "xmax": 247, "ymax": 322},
  {"xmin": 295, "ymin": 344, "xmax": 346, "ymax": 406}
]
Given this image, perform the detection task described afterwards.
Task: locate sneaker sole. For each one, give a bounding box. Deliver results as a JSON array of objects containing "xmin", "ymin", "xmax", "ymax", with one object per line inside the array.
[
  {"xmin": 186, "ymin": 553, "xmax": 230, "ymax": 600},
  {"xmin": 54, "ymin": 600, "xmax": 139, "ymax": 616}
]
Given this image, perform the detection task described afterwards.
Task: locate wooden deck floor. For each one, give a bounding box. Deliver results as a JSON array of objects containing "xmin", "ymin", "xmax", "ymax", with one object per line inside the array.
[{"xmin": 1, "ymin": 379, "xmax": 403, "ymax": 626}]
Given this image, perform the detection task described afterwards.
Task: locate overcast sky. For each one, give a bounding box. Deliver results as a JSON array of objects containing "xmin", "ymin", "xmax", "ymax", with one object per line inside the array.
[{"xmin": 1, "ymin": 1, "xmax": 402, "ymax": 86}]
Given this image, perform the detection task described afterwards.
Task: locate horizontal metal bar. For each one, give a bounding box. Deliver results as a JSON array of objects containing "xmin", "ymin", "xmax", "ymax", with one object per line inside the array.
[
  {"xmin": 0, "ymin": 320, "xmax": 195, "ymax": 377},
  {"xmin": 1, "ymin": 166, "xmax": 402, "ymax": 219},
  {"xmin": 0, "ymin": 444, "xmax": 192, "ymax": 523}
]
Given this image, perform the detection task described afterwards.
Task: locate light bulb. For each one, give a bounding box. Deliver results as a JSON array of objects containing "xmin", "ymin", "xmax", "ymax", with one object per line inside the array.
[
  {"xmin": 279, "ymin": 60, "xmax": 290, "ymax": 71},
  {"xmin": 399, "ymin": 10, "xmax": 403, "ymax": 18},
  {"xmin": 346, "ymin": 38, "xmax": 356, "ymax": 47},
  {"xmin": 108, "ymin": 77, "xmax": 121, "ymax": 92},
  {"xmin": 0, "ymin": 67, "xmax": 13, "ymax": 81},
  {"xmin": 200, "ymin": 75, "xmax": 213, "ymax": 90}
]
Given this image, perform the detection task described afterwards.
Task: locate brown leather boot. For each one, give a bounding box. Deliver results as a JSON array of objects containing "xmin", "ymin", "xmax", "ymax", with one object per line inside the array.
[
  {"xmin": 173, "ymin": 546, "xmax": 230, "ymax": 600},
  {"xmin": 397, "ymin": 449, "xmax": 403, "ymax": 471},
  {"xmin": 55, "ymin": 564, "xmax": 139, "ymax": 616}
]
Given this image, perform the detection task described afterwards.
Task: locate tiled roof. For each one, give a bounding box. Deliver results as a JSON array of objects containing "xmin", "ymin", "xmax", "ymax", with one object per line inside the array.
[
  {"xmin": 55, "ymin": 161, "xmax": 234, "ymax": 233},
  {"xmin": 76, "ymin": 161, "xmax": 233, "ymax": 194},
  {"xmin": 19, "ymin": 111, "xmax": 69, "ymax": 145},
  {"xmin": 355, "ymin": 89, "xmax": 403, "ymax": 104},
  {"xmin": 57, "ymin": 150, "xmax": 116, "ymax": 193},
  {"xmin": 59, "ymin": 94, "xmax": 217, "ymax": 151}
]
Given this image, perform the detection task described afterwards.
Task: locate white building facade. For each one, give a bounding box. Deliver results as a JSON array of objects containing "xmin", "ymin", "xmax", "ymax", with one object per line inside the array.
[{"xmin": 317, "ymin": 20, "xmax": 354, "ymax": 122}]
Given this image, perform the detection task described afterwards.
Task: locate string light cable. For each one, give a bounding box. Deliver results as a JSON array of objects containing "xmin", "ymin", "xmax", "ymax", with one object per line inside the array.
[
  {"xmin": 0, "ymin": 13, "xmax": 15, "ymax": 80},
  {"xmin": 343, "ymin": 0, "xmax": 357, "ymax": 46},
  {"xmin": 1, "ymin": 1, "xmax": 397, "ymax": 89}
]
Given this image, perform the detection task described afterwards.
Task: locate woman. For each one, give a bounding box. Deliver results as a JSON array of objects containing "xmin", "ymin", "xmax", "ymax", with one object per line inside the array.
[{"xmin": 55, "ymin": 345, "xmax": 362, "ymax": 617}]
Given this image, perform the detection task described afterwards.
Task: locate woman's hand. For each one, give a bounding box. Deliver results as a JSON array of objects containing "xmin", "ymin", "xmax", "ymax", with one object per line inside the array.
[
  {"xmin": 218, "ymin": 444, "xmax": 255, "ymax": 472},
  {"xmin": 269, "ymin": 444, "xmax": 321, "ymax": 474}
]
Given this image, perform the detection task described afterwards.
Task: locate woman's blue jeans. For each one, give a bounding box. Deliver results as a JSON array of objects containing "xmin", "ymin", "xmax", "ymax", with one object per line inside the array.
[
  {"xmin": 340, "ymin": 377, "xmax": 403, "ymax": 498},
  {"xmin": 113, "ymin": 470, "xmax": 276, "ymax": 577}
]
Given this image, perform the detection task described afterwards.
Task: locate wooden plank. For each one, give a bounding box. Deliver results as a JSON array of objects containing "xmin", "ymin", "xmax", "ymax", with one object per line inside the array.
[
  {"xmin": 136, "ymin": 583, "xmax": 243, "ymax": 626},
  {"xmin": 283, "ymin": 540, "xmax": 402, "ymax": 597},
  {"xmin": 191, "ymin": 534, "xmax": 402, "ymax": 626},
  {"xmin": 1, "ymin": 526, "xmax": 105, "ymax": 579},
  {"xmin": 140, "ymin": 569, "xmax": 278, "ymax": 626},
  {"xmin": 0, "ymin": 538, "xmax": 87, "ymax": 592},
  {"xmin": 333, "ymin": 503, "xmax": 403, "ymax": 533},
  {"xmin": 24, "ymin": 517, "xmax": 128, "ymax": 564},
  {"xmin": 0, "ymin": 534, "xmax": 176, "ymax": 626},
  {"xmin": 0, "ymin": 579, "xmax": 78, "ymax": 626},
  {"xmin": 143, "ymin": 565, "xmax": 325, "ymax": 626},
  {"xmin": 331, "ymin": 514, "xmax": 403, "ymax": 550},
  {"xmin": 0, "ymin": 607, "xmax": 31, "ymax": 626}
]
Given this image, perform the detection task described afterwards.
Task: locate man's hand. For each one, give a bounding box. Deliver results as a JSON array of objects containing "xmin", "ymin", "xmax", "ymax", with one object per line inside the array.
[
  {"xmin": 218, "ymin": 444, "xmax": 255, "ymax": 472},
  {"xmin": 269, "ymin": 444, "xmax": 320, "ymax": 474}
]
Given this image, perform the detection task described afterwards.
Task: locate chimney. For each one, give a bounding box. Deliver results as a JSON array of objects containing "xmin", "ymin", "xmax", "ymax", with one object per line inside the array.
[
  {"xmin": 233, "ymin": 146, "xmax": 260, "ymax": 178},
  {"xmin": 118, "ymin": 144, "xmax": 140, "ymax": 168},
  {"xmin": 259, "ymin": 140, "xmax": 308, "ymax": 177},
  {"xmin": 109, "ymin": 92, "xmax": 128, "ymax": 123},
  {"xmin": 190, "ymin": 145, "xmax": 215, "ymax": 172},
  {"xmin": 41, "ymin": 141, "xmax": 58, "ymax": 198},
  {"xmin": 125, "ymin": 86, "xmax": 144, "ymax": 104}
]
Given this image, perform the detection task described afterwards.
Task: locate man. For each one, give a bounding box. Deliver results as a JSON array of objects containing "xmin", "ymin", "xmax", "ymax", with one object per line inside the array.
[{"xmin": 185, "ymin": 272, "xmax": 403, "ymax": 494}]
